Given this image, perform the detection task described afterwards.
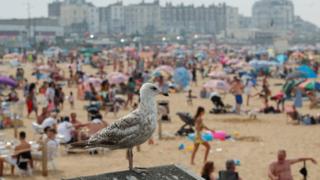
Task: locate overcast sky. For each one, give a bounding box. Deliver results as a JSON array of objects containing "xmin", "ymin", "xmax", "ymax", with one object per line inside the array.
[{"xmin": 0, "ymin": 0, "xmax": 319, "ymax": 26}]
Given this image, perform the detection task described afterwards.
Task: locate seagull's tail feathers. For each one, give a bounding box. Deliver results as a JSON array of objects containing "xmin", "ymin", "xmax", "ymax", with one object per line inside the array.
[{"xmin": 70, "ymin": 141, "xmax": 90, "ymax": 149}]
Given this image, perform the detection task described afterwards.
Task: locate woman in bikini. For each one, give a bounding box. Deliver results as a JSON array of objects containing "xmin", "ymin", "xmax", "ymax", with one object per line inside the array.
[{"xmin": 191, "ymin": 106, "xmax": 212, "ymax": 165}]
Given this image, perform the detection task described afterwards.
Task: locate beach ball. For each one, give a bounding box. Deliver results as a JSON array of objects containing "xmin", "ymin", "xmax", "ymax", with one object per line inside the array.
[
  {"xmin": 201, "ymin": 133, "xmax": 213, "ymax": 142},
  {"xmin": 187, "ymin": 133, "xmax": 195, "ymax": 141},
  {"xmin": 178, "ymin": 144, "xmax": 185, "ymax": 150},
  {"xmin": 213, "ymin": 131, "xmax": 227, "ymax": 141}
]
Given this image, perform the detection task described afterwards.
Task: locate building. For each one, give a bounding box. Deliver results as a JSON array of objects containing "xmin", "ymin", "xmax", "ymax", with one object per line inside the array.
[
  {"xmin": 161, "ymin": 3, "xmax": 217, "ymax": 35},
  {"xmin": 99, "ymin": 1, "xmax": 125, "ymax": 34},
  {"xmin": 56, "ymin": 0, "xmax": 99, "ymax": 34},
  {"xmin": 0, "ymin": 18, "xmax": 63, "ymax": 47},
  {"xmin": 48, "ymin": 0, "xmax": 62, "ymax": 18},
  {"xmin": 124, "ymin": 0, "xmax": 161, "ymax": 35},
  {"xmin": 252, "ymin": 0, "xmax": 294, "ymax": 32},
  {"xmin": 239, "ymin": 15, "xmax": 252, "ymax": 29},
  {"xmin": 215, "ymin": 3, "xmax": 240, "ymax": 36}
]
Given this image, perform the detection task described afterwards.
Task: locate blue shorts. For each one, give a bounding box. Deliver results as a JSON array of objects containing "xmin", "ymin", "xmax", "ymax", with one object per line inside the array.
[{"xmin": 235, "ymin": 95, "xmax": 243, "ymax": 105}]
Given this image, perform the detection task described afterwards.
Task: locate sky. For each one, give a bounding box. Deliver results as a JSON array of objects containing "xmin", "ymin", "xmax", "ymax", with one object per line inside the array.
[{"xmin": 0, "ymin": 0, "xmax": 319, "ymax": 26}]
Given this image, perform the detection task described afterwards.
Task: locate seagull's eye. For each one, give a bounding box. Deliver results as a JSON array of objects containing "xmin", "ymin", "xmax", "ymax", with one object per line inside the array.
[{"xmin": 150, "ymin": 86, "xmax": 157, "ymax": 91}]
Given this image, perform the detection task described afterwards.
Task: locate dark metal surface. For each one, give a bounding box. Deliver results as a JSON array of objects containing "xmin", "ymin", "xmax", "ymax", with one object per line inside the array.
[{"xmin": 64, "ymin": 164, "xmax": 203, "ymax": 180}]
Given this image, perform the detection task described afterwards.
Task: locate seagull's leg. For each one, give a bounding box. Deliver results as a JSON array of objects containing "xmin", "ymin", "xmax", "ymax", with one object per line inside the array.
[
  {"xmin": 127, "ymin": 148, "xmax": 148, "ymax": 174},
  {"xmin": 127, "ymin": 148, "xmax": 133, "ymax": 170}
]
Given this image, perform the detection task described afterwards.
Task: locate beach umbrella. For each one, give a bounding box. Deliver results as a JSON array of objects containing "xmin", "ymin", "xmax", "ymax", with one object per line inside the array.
[
  {"xmin": 107, "ymin": 72, "xmax": 128, "ymax": 85},
  {"xmin": 282, "ymin": 79, "xmax": 304, "ymax": 97},
  {"xmin": 151, "ymin": 70, "xmax": 171, "ymax": 79},
  {"xmin": 203, "ymin": 80, "xmax": 230, "ymax": 92},
  {"xmin": 85, "ymin": 77, "xmax": 102, "ymax": 86},
  {"xmin": 35, "ymin": 65, "xmax": 55, "ymax": 73},
  {"xmin": 299, "ymin": 80, "xmax": 320, "ymax": 91},
  {"xmin": 249, "ymin": 60, "xmax": 280, "ymax": 69},
  {"xmin": 79, "ymin": 48, "xmax": 101, "ymax": 54},
  {"xmin": 173, "ymin": 67, "xmax": 191, "ymax": 89},
  {"xmin": 286, "ymin": 71, "xmax": 305, "ymax": 80},
  {"xmin": 208, "ymin": 71, "xmax": 228, "ymax": 79},
  {"xmin": 0, "ymin": 76, "xmax": 17, "ymax": 87},
  {"xmin": 195, "ymin": 52, "xmax": 207, "ymax": 61},
  {"xmin": 276, "ymin": 54, "xmax": 288, "ymax": 65},
  {"xmin": 154, "ymin": 65, "xmax": 174, "ymax": 75},
  {"xmin": 296, "ymin": 65, "xmax": 317, "ymax": 78}
]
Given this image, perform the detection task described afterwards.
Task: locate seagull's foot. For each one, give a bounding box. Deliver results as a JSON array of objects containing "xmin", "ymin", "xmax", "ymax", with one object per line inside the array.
[{"xmin": 131, "ymin": 167, "xmax": 149, "ymax": 175}]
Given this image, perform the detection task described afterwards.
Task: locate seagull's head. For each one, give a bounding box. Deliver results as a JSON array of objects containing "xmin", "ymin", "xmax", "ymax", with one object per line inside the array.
[{"xmin": 140, "ymin": 83, "xmax": 169, "ymax": 98}]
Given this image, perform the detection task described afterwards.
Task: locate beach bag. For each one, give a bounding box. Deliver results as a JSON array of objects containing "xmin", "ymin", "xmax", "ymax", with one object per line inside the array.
[{"xmin": 302, "ymin": 116, "xmax": 312, "ymax": 125}]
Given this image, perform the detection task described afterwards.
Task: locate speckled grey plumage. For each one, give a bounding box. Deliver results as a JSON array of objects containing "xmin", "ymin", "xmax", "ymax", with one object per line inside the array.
[{"xmin": 85, "ymin": 83, "xmax": 158, "ymax": 150}]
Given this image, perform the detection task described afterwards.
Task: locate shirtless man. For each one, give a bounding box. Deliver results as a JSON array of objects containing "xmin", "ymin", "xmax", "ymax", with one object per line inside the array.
[
  {"xmin": 268, "ymin": 150, "xmax": 317, "ymax": 180},
  {"xmin": 230, "ymin": 77, "xmax": 244, "ymax": 114},
  {"xmin": 0, "ymin": 131, "xmax": 31, "ymax": 175}
]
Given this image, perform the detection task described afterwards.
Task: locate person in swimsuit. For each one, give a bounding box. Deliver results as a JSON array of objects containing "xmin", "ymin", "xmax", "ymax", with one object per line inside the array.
[{"xmin": 191, "ymin": 106, "xmax": 213, "ymax": 165}]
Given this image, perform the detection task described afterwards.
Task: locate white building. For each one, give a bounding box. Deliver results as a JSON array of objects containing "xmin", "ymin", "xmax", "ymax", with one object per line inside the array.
[
  {"xmin": 99, "ymin": 2, "xmax": 125, "ymax": 34},
  {"xmin": 59, "ymin": 0, "xmax": 99, "ymax": 34},
  {"xmin": 124, "ymin": 0, "xmax": 161, "ymax": 35},
  {"xmin": 252, "ymin": 0, "xmax": 294, "ymax": 32}
]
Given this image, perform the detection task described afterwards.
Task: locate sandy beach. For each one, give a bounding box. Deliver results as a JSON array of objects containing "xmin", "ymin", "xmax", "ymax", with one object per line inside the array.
[{"xmin": 0, "ymin": 61, "xmax": 318, "ymax": 180}]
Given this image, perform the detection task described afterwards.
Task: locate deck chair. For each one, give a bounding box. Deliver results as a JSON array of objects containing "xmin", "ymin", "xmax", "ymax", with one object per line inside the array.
[
  {"xmin": 218, "ymin": 171, "xmax": 239, "ymax": 180},
  {"xmin": 32, "ymin": 122, "xmax": 43, "ymax": 134},
  {"xmin": 14, "ymin": 151, "xmax": 33, "ymax": 176}
]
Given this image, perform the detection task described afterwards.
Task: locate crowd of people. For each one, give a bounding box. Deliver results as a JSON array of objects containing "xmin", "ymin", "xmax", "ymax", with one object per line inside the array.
[{"xmin": 0, "ymin": 43, "xmax": 318, "ymax": 179}]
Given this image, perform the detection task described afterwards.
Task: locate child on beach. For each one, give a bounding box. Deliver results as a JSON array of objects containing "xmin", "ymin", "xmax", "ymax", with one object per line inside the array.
[
  {"xmin": 68, "ymin": 92, "xmax": 75, "ymax": 109},
  {"xmin": 187, "ymin": 90, "xmax": 197, "ymax": 106},
  {"xmin": 191, "ymin": 106, "xmax": 213, "ymax": 165}
]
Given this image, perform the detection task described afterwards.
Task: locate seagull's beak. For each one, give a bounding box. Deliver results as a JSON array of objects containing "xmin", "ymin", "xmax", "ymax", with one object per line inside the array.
[{"xmin": 162, "ymin": 92, "xmax": 169, "ymax": 96}]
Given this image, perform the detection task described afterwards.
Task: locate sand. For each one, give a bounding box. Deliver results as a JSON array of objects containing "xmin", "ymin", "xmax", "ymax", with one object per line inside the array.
[{"xmin": 0, "ymin": 61, "xmax": 319, "ymax": 180}]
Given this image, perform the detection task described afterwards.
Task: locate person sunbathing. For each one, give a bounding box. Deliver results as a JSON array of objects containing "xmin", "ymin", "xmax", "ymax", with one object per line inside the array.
[
  {"xmin": 286, "ymin": 105, "xmax": 300, "ymax": 123},
  {"xmin": 77, "ymin": 119, "xmax": 108, "ymax": 141}
]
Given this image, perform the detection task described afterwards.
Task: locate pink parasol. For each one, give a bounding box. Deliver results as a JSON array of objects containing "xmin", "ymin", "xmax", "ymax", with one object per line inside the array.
[
  {"xmin": 154, "ymin": 65, "xmax": 174, "ymax": 75},
  {"xmin": 107, "ymin": 72, "xmax": 128, "ymax": 84}
]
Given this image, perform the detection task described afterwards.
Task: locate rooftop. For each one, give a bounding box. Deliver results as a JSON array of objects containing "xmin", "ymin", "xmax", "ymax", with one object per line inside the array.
[{"xmin": 0, "ymin": 18, "xmax": 60, "ymax": 26}]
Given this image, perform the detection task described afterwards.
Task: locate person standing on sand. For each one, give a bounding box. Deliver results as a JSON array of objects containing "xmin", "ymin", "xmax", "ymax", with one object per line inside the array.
[
  {"xmin": 230, "ymin": 77, "xmax": 244, "ymax": 114},
  {"xmin": 191, "ymin": 107, "xmax": 213, "ymax": 165},
  {"xmin": 268, "ymin": 150, "xmax": 317, "ymax": 180}
]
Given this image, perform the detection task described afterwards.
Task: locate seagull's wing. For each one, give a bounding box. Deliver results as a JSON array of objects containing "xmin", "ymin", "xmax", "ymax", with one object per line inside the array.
[{"xmin": 88, "ymin": 110, "xmax": 142, "ymax": 148}]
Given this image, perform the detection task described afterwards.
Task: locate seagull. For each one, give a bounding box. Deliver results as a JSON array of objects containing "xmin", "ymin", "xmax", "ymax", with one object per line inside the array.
[{"xmin": 71, "ymin": 83, "xmax": 168, "ymax": 170}]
